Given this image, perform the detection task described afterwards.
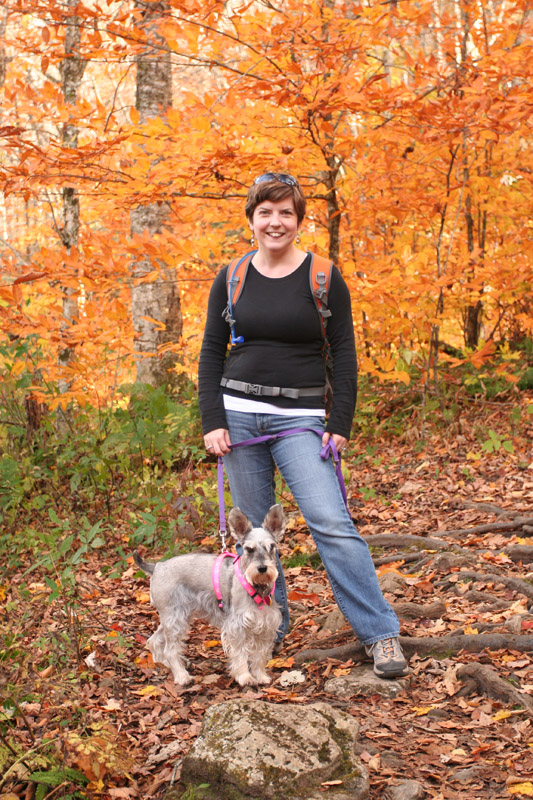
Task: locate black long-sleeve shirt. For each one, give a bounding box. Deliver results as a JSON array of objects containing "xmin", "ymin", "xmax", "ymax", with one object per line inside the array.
[{"xmin": 198, "ymin": 254, "xmax": 358, "ymax": 439}]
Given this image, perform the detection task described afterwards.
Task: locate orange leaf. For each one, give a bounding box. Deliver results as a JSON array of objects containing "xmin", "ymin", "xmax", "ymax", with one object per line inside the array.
[
  {"xmin": 13, "ymin": 271, "xmax": 47, "ymax": 284},
  {"xmin": 288, "ymin": 589, "xmax": 321, "ymax": 605},
  {"xmin": 141, "ymin": 316, "xmax": 166, "ymax": 331}
]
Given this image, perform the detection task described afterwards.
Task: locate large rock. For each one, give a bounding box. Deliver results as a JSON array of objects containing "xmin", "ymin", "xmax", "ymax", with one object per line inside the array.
[{"xmin": 180, "ymin": 699, "xmax": 369, "ymax": 800}]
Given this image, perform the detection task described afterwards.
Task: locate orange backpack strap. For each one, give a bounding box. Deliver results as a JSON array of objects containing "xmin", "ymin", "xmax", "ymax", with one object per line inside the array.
[
  {"xmin": 225, "ymin": 250, "xmax": 257, "ymax": 345},
  {"xmin": 309, "ymin": 252, "xmax": 333, "ymax": 338}
]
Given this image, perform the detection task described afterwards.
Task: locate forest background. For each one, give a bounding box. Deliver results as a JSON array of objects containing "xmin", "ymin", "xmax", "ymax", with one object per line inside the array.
[{"xmin": 0, "ymin": 0, "xmax": 532, "ymax": 798}]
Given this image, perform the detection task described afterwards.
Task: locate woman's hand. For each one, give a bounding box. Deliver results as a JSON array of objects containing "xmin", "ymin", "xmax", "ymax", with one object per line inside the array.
[
  {"xmin": 204, "ymin": 428, "xmax": 232, "ymax": 457},
  {"xmin": 322, "ymin": 431, "xmax": 347, "ymax": 454}
]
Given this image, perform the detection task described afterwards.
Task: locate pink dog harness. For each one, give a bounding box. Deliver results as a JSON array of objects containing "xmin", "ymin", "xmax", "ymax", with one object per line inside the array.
[{"xmin": 212, "ymin": 552, "xmax": 274, "ymax": 610}]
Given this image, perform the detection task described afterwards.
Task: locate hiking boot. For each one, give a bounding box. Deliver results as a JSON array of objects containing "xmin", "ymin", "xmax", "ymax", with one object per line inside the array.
[{"xmin": 365, "ymin": 637, "xmax": 409, "ymax": 679}]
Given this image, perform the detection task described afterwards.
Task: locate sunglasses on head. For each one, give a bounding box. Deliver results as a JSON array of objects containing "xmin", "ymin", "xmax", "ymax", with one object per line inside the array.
[{"xmin": 254, "ymin": 172, "xmax": 298, "ymax": 186}]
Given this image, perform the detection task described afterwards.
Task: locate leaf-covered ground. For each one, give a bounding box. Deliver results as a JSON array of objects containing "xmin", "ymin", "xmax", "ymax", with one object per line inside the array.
[{"xmin": 1, "ymin": 395, "xmax": 533, "ymax": 800}]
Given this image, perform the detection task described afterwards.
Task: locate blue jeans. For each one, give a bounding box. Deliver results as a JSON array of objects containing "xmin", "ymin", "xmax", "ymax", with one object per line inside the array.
[{"xmin": 223, "ymin": 411, "xmax": 400, "ymax": 646}]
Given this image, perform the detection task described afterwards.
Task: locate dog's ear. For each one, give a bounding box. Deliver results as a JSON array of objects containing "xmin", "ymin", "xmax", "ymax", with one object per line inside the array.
[
  {"xmin": 227, "ymin": 507, "xmax": 253, "ymax": 543},
  {"xmin": 262, "ymin": 504, "xmax": 286, "ymax": 541}
]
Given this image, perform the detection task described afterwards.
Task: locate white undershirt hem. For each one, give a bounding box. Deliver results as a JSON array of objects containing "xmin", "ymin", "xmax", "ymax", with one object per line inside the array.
[{"xmin": 223, "ymin": 394, "xmax": 326, "ymax": 417}]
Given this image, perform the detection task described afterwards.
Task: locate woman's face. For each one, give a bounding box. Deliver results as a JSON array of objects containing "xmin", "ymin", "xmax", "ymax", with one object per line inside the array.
[{"xmin": 250, "ymin": 196, "xmax": 300, "ymax": 253}]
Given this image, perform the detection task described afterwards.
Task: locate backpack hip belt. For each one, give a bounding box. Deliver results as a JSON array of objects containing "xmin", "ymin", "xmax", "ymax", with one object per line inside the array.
[{"xmin": 220, "ymin": 377, "xmax": 326, "ymax": 400}]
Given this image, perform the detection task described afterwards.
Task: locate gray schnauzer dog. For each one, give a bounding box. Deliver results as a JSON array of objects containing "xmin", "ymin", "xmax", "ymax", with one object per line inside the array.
[{"xmin": 133, "ymin": 504, "xmax": 285, "ymax": 687}]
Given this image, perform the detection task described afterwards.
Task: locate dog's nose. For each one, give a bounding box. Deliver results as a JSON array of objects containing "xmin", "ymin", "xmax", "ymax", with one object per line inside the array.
[{"xmin": 258, "ymin": 566, "xmax": 267, "ymax": 574}]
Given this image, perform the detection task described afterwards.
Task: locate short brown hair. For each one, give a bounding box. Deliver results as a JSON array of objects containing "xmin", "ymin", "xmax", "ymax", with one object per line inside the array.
[{"xmin": 245, "ymin": 177, "xmax": 306, "ymax": 225}]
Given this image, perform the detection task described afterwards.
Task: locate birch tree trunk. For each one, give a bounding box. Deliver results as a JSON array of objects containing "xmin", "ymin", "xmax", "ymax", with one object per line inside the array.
[
  {"xmin": 130, "ymin": 0, "xmax": 183, "ymax": 389},
  {"xmin": 57, "ymin": 0, "xmax": 86, "ymax": 429}
]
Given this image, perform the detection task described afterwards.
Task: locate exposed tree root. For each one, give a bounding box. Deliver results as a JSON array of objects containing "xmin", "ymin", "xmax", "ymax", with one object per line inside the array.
[
  {"xmin": 392, "ymin": 600, "xmax": 446, "ymax": 619},
  {"xmin": 458, "ymin": 588, "xmax": 512, "ymax": 610},
  {"xmin": 438, "ymin": 571, "xmax": 533, "ymax": 601},
  {"xmin": 434, "ymin": 517, "xmax": 533, "ymax": 538},
  {"xmin": 504, "ymin": 545, "xmax": 533, "ymax": 564},
  {"xmin": 373, "ymin": 553, "xmax": 424, "ymax": 566},
  {"xmin": 449, "ymin": 500, "xmax": 516, "ymax": 517},
  {"xmin": 364, "ymin": 533, "xmax": 463, "ymax": 551},
  {"xmin": 365, "ymin": 533, "xmax": 467, "ymax": 551},
  {"xmin": 294, "ymin": 634, "xmax": 533, "ymax": 664},
  {"xmin": 404, "ymin": 556, "xmax": 433, "ymax": 573},
  {"xmin": 456, "ymin": 662, "xmax": 533, "ymax": 714},
  {"xmin": 432, "ymin": 552, "xmax": 475, "ymax": 571}
]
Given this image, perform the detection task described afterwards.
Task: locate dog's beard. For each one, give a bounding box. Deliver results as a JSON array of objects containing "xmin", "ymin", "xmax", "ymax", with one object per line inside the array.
[{"xmin": 248, "ymin": 568, "xmax": 278, "ymax": 588}]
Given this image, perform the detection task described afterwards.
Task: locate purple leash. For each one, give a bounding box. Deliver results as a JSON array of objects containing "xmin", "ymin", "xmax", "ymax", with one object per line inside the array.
[{"xmin": 216, "ymin": 427, "xmax": 348, "ymax": 548}]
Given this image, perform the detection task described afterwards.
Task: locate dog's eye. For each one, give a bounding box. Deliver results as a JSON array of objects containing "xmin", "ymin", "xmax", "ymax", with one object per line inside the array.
[{"xmin": 245, "ymin": 546, "xmax": 255, "ymax": 554}]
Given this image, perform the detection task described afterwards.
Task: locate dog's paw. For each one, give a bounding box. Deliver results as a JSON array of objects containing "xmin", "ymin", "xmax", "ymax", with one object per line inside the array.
[
  {"xmin": 253, "ymin": 672, "xmax": 271, "ymax": 685},
  {"xmin": 171, "ymin": 669, "xmax": 193, "ymax": 686},
  {"xmin": 235, "ymin": 672, "xmax": 256, "ymax": 687}
]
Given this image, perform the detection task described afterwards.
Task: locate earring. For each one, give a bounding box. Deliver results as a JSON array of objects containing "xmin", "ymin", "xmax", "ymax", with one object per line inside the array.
[
  {"xmin": 251, "ymin": 232, "xmax": 255, "ymax": 248},
  {"xmin": 296, "ymin": 233, "xmax": 301, "ymax": 246}
]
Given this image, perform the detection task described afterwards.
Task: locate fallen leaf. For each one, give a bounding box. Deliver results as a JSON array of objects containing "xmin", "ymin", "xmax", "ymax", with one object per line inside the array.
[
  {"xmin": 102, "ymin": 698, "xmax": 121, "ymax": 711},
  {"xmin": 39, "ymin": 665, "xmax": 54, "ymax": 679},
  {"xmin": 376, "ymin": 561, "xmax": 405, "ymax": 576},
  {"xmin": 202, "ymin": 674, "xmax": 221, "ymax": 685},
  {"xmin": 399, "ymin": 480, "xmax": 423, "ymax": 494},
  {"xmin": 133, "ymin": 685, "xmax": 162, "ymax": 697},
  {"xmin": 493, "ymin": 710, "xmax": 512, "ymax": 721},
  {"xmin": 464, "ymin": 625, "xmax": 479, "ymax": 635},
  {"xmin": 268, "ymin": 656, "xmax": 295, "ymax": 669},
  {"xmin": 412, "ymin": 706, "xmax": 436, "ymax": 716},
  {"xmin": 508, "ymin": 781, "xmax": 533, "ymax": 796},
  {"xmin": 134, "ymin": 653, "xmax": 154, "ymax": 668},
  {"xmin": 278, "ymin": 670, "xmax": 306, "ymax": 687},
  {"xmin": 288, "ymin": 589, "xmax": 321, "ymax": 605}
]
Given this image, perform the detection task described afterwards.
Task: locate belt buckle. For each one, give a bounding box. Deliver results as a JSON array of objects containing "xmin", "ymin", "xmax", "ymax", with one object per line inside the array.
[{"xmin": 246, "ymin": 383, "xmax": 261, "ymax": 395}]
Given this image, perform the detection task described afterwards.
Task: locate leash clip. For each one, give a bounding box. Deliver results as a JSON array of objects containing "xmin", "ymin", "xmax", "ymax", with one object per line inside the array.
[{"xmin": 219, "ymin": 528, "xmax": 227, "ymax": 552}]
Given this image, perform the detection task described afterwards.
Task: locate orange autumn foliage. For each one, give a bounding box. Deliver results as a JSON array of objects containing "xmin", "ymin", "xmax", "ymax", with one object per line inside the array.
[{"xmin": 0, "ymin": 0, "xmax": 531, "ymax": 402}]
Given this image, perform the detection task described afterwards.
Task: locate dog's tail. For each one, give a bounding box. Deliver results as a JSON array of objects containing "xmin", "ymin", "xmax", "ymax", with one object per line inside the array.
[{"xmin": 133, "ymin": 550, "xmax": 155, "ymax": 575}]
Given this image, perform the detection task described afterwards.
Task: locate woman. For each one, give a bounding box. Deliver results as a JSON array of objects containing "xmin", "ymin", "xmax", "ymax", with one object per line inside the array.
[{"xmin": 198, "ymin": 173, "xmax": 408, "ymax": 679}]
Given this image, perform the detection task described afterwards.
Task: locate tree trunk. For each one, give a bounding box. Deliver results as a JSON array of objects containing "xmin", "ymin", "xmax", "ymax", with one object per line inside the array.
[
  {"xmin": 57, "ymin": 0, "xmax": 86, "ymax": 429},
  {"xmin": 324, "ymin": 162, "xmax": 340, "ymax": 266},
  {"xmin": 130, "ymin": 0, "xmax": 183, "ymax": 390},
  {"xmin": 463, "ymin": 191, "xmax": 484, "ymax": 348}
]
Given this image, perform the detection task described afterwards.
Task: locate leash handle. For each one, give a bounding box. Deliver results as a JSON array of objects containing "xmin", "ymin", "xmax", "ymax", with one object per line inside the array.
[
  {"xmin": 217, "ymin": 456, "xmax": 227, "ymax": 549},
  {"xmin": 319, "ymin": 437, "xmax": 348, "ymax": 507},
  {"xmin": 216, "ymin": 428, "xmax": 348, "ymax": 549}
]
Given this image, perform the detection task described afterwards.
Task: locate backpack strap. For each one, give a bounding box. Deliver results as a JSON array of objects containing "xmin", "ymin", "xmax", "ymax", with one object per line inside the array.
[
  {"xmin": 309, "ymin": 252, "xmax": 333, "ymax": 338},
  {"xmin": 224, "ymin": 249, "xmax": 257, "ymax": 345}
]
